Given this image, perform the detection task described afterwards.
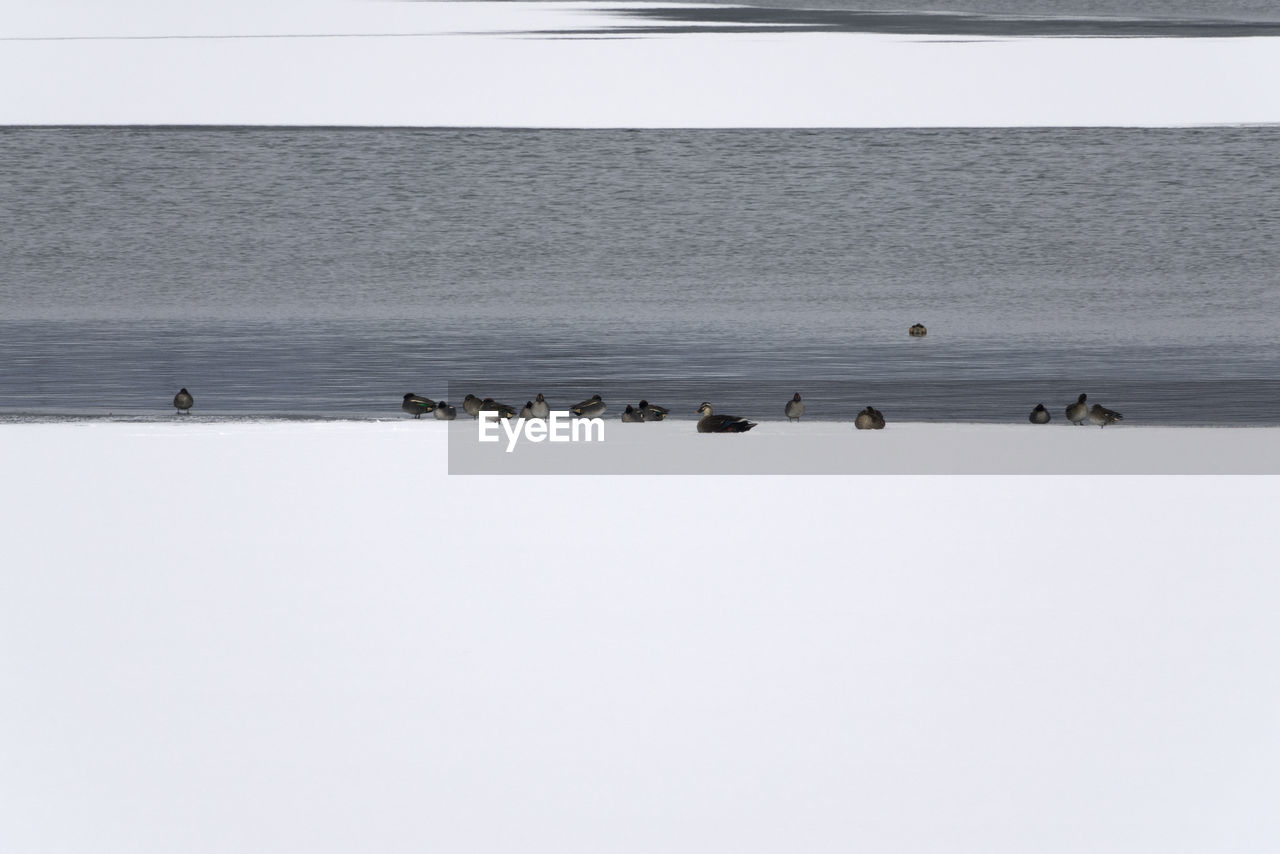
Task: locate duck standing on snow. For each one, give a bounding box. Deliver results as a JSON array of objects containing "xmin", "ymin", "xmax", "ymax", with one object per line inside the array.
[
  {"xmin": 1066, "ymin": 393, "xmax": 1089, "ymax": 426},
  {"xmin": 519, "ymin": 401, "xmax": 535, "ymax": 419},
  {"xmin": 434, "ymin": 401, "xmax": 457, "ymax": 420},
  {"xmin": 621, "ymin": 404, "xmax": 645, "ymax": 422},
  {"xmin": 695, "ymin": 402, "xmax": 756, "ymax": 433},
  {"xmin": 638, "ymin": 400, "xmax": 668, "ymax": 421},
  {"xmin": 402, "ymin": 393, "xmax": 436, "ymax": 418},
  {"xmin": 570, "ymin": 395, "xmax": 606, "ymax": 418},
  {"xmin": 785, "ymin": 392, "xmax": 804, "ymax": 422},
  {"xmin": 1029, "ymin": 403, "xmax": 1051, "ymax": 424},
  {"xmin": 1088, "ymin": 403, "xmax": 1124, "ymax": 428},
  {"xmin": 173, "ymin": 388, "xmax": 194, "ymax": 414},
  {"xmin": 463, "ymin": 394, "xmax": 483, "ymax": 418},
  {"xmin": 530, "ymin": 393, "xmax": 550, "ymax": 419},
  {"xmin": 480, "ymin": 398, "xmax": 518, "ymax": 419},
  {"xmin": 855, "ymin": 406, "xmax": 885, "ymax": 430}
]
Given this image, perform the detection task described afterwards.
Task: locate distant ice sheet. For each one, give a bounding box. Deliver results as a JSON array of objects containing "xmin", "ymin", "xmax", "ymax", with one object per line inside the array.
[{"xmin": 3, "ymin": 1, "xmax": 1280, "ymax": 126}]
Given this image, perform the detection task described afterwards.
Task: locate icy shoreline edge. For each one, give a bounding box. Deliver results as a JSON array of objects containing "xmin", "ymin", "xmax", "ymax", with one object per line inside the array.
[{"xmin": 6, "ymin": 420, "xmax": 1278, "ymax": 474}]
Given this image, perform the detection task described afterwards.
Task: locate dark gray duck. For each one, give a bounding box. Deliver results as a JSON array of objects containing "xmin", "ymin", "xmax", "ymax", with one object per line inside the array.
[
  {"xmin": 855, "ymin": 406, "xmax": 885, "ymax": 430},
  {"xmin": 1088, "ymin": 403, "xmax": 1123, "ymax": 428},
  {"xmin": 1066, "ymin": 393, "xmax": 1090, "ymax": 426},
  {"xmin": 480, "ymin": 398, "xmax": 518, "ymax": 419},
  {"xmin": 434, "ymin": 401, "xmax": 457, "ymax": 420},
  {"xmin": 785, "ymin": 393, "xmax": 804, "ymax": 422},
  {"xmin": 696, "ymin": 402, "xmax": 756, "ymax": 433},
  {"xmin": 621, "ymin": 404, "xmax": 645, "ymax": 422},
  {"xmin": 402, "ymin": 393, "xmax": 436, "ymax": 418},
  {"xmin": 638, "ymin": 400, "xmax": 668, "ymax": 421},
  {"xmin": 463, "ymin": 394, "xmax": 483, "ymax": 418},
  {"xmin": 173, "ymin": 388, "xmax": 194, "ymax": 414},
  {"xmin": 519, "ymin": 401, "xmax": 535, "ymax": 419},
  {"xmin": 530, "ymin": 393, "xmax": 550, "ymax": 419},
  {"xmin": 570, "ymin": 395, "xmax": 606, "ymax": 418},
  {"xmin": 1029, "ymin": 403, "xmax": 1051, "ymax": 424}
]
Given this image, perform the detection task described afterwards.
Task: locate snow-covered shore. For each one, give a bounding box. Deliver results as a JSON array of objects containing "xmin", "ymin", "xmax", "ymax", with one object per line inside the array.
[
  {"xmin": 5, "ymin": 0, "xmax": 1280, "ymax": 127},
  {"xmin": 452, "ymin": 417, "xmax": 1280, "ymax": 473},
  {"xmin": 3, "ymin": 419, "xmax": 1279, "ymax": 852}
]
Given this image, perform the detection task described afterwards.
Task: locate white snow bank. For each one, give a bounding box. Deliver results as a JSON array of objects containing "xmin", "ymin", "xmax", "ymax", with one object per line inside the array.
[
  {"xmin": 3, "ymin": 1, "xmax": 1280, "ymax": 127},
  {"xmin": 452, "ymin": 417, "xmax": 1280, "ymax": 473},
  {"xmin": 3, "ymin": 420, "xmax": 1280, "ymax": 853}
]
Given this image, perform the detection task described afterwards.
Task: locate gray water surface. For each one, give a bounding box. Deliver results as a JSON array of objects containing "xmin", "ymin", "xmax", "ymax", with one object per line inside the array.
[{"xmin": 2, "ymin": 127, "xmax": 1277, "ymax": 423}]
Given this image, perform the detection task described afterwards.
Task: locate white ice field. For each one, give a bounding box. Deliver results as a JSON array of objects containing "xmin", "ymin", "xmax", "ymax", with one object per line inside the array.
[
  {"xmin": 5, "ymin": 1, "xmax": 1280, "ymax": 851},
  {"xmin": 4, "ymin": 0, "xmax": 1280, "ymax": 127},
  {"xmin": 3, "ymin": 420, "xmax": 1280, "ymax": 853}
]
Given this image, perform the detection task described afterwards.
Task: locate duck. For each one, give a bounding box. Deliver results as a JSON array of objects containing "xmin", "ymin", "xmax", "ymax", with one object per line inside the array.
[
  {"xmin": 173, "ymin": 388, "xmax": 194, "ymax": 414},
  {"xmin": 529, "ymin": 393, "xmax": 550, "ymax": 419},
  {"xmin": 402, "ymin": 393, "xmax": 436, "ymax": 418},
  {"xmin": 519, "ymin": 401, "xmax": 535, "ymax": 419},
  {"xmin": 463, "ymin": 394, "xmax": 483, "ymax": 418},
  {"xmin": 1066, "ymin": 393, "xmax": 1089, "ymax": 426},
  {"xmin": 855, "ymin": 406, "xmax": 885, "ymax": 430},
  {"xmin": 784, "ymin": 392, "xmax": 804, "ymax": 422},
  {"xmin": 570, "ymin": 395, "xmax": 606, "ymax": 418},
  {"xmin": 434, "ymin": 401, "xmax": 457, "ymax": 420},
  {"xmin": 696, "ymin": 402, "xmax": 756, "ymax": 433},
  {"xmin": 909, "ymin": 323, "xmax": 927, "ymax": 337},
  {"xmin": 637, "ymin": 400, "xmax": 668, "ymax": 421},
  {"xmin": 1088, "ymin": 403, "xmax": 1124, "ymax": 428},
  {"xmin": 1029, "ymin": 403, "xmax": 1051, "ymax": 424},
  {"xmin": 480, "ymin": 398, "xmax": 518, "ymax": 419},
  {"xmin": 621, "ymin": 404, "xmax": 645, "ymax": 422}
]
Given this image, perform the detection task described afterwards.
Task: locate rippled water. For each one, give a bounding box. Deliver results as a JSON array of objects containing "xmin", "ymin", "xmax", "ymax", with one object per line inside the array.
[{"xmin": 2, "ymin": 127, "xmax": 1278, "ymax": 423}]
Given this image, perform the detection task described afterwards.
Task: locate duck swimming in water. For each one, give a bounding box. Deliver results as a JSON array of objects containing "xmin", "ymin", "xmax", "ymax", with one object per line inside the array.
[
  {"xmin": 173, "ymin": 388, "xmax": 194, "ymax": 415},
  {"xmin": 1088, "ymin": 403, "xmax": 1124, "ymax": 428},
  {"xmin": 402, "ymin": 393, "xmax": 436, "ymax": 418},
  {"xmin": 909, "ymin": 323, "xmax": 927, "ymax": 337},
  {"xmin": 1029, "ymin": 403, "xmax": 1051, "ymax": 424},
  {"xmin": 695, "ymin": 402, "xmax": 756, "ymax": 433},
  {"xmin": 1066, "ymin": 393, "xmax": 1089, "ymax": 426},
  {"xmin": 784, "ymin": 392, "xmax": 804, "ymax": 422}
]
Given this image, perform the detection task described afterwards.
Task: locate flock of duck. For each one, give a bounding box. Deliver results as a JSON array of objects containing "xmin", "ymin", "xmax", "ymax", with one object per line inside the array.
[
  {"xmin": 1052, "ymin": 393, "xmax": 1124, "ymax": 428},
  {"xmin": 170, "ymin": 387, "xmax": 1121, "ymax": 432},
  {"xmin": 168, "ymin": 325, "xmax": 1124, "ymax": 431}
]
